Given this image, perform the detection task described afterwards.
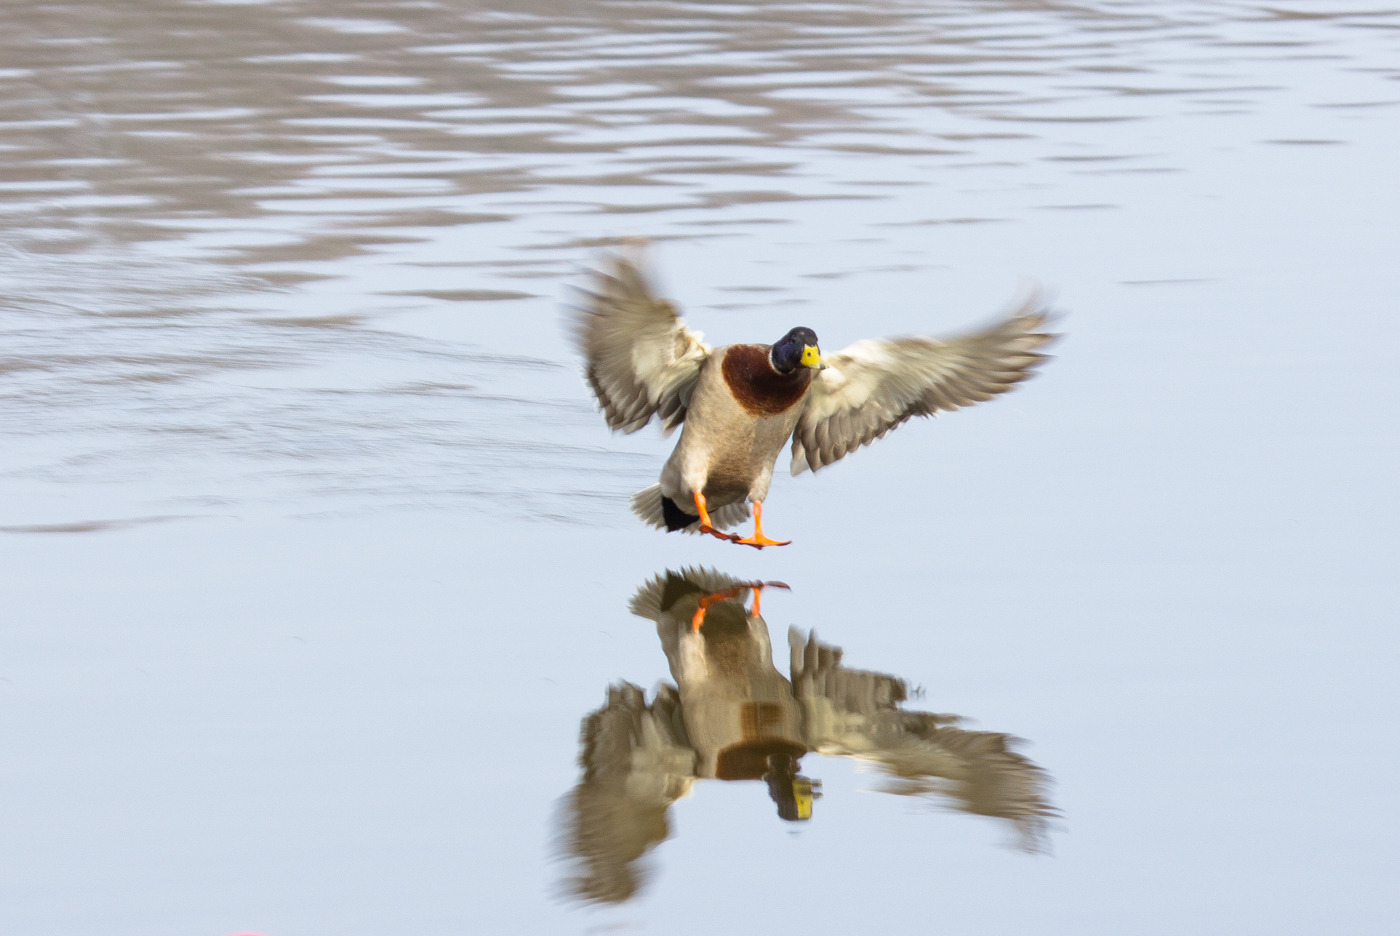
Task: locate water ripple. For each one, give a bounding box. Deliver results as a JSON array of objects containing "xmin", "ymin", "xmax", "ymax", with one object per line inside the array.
[{"xmin": 0, "ymin": 0, "xmax": 1395, "ymax": 526}]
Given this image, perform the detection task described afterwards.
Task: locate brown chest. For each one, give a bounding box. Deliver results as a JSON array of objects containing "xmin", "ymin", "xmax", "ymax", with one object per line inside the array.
[{"xmin": 721, "ymin": 344, "xmax": 812, "ymax": 417}]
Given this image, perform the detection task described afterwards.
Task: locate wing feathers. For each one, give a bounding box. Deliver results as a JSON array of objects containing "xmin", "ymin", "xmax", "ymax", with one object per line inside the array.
[
  {"xmin": 792, "ymin": 299, "xmax": 1055, "ymax": 474},
  {"xmin": 572, "ymin": 252, "xmax": 710, "ymax": 436}
]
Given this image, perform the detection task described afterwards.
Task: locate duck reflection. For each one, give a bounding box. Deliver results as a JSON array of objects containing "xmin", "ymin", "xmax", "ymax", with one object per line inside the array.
[{"xmin": 557, "ymin": 568, "xmax": 1054, "ymax": 904}]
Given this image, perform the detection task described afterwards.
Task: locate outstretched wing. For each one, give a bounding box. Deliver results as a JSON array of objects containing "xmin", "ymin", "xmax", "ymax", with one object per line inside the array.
[
  {"xmin": 791, "ymin": 297, "xmax": 1055, "ymax": 474},
  {"xmin": 788, "ymin": 628, "xmax": 1055, "ymax": 852},
  {"xmin": 554, "ymin": 682, "xmax": 695, "ymax": 905},
  {"xmin": 571, "ymin": 252, "xmax": 711, "ymax": 436}
]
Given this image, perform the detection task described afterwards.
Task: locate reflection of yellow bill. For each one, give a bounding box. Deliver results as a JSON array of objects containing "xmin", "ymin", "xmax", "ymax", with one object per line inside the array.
[{"xmin": 794, "ymin": 778, "xmax": 816, "ymax": 820}]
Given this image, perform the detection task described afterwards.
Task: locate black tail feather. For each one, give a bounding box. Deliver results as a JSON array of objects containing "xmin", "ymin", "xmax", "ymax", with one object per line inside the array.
[{"xmin": 661, "ymin": 495, "xmax": 698, "ymax": 532}]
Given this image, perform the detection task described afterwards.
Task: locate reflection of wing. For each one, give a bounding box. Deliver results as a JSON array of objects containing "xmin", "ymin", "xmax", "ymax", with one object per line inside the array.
[
  {"xmin": 571, "ymin": 252, "xmax": 712, "ymax": 436},
  {"xmin": 555, "ymin": 682, "xmax": 696, "ymax": 905},
  {"xmin": 791, "ymin": 300, "xmax": 1054, "ymax": 473},
  {"xmin": 789, "ymin": 628, "xmax": 1055, "ymax": 850}
]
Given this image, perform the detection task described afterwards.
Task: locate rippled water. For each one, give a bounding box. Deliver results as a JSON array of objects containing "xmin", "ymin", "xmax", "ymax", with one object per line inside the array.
[
  {"xmin": 3, "ymin": 0, "xmax": 1393, "ymax": 526},
  {"xmin": 2, "ymin": 1, "xmax": 1398, "ymax": 934}
]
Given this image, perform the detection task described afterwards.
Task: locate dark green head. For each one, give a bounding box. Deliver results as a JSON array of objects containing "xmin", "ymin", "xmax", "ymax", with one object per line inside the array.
[{"xmin": 770, "ymin": 327, "xmax": 826, "ymax": 374}]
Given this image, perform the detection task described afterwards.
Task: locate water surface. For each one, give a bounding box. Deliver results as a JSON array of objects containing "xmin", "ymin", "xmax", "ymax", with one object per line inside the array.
[{"xmin": 1, "ymin": 1, "xmax": 1397, "ymax": 933}]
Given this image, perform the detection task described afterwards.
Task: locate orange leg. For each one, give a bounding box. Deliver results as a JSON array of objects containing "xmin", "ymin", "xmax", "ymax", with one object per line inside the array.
[
  {"xmin": 734, "ymin": 501, "xmax": 791, "ymax": 549},
  {"xmin": 693, "ymin": 491, "xmax": 739, "ymax": 543}
]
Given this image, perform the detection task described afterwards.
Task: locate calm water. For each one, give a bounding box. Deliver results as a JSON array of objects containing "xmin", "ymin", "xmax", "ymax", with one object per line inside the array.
[{"xmin": 2, "ymin": 1, "xmax": 1397, "ymax": 933}]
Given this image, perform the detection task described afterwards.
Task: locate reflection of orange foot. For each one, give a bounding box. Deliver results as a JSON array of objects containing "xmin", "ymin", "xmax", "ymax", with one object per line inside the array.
[
  {"xmin": 690, "ymin": 585, "xmax": 745, "ymax": 632},
  {"xmin": 691, "ymin": 580, "xmax": 790, "ymax": 632},
  {"xmin": 749, "ymin": 580, "xmax": 789, "ymax": 619},
  {"xmin": 734, "ymin": 501, "xmax": 790, "ymax": 550}
]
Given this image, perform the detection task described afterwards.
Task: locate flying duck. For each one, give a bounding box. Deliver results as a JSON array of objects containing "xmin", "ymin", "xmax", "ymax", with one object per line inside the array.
[{"xmin": 572, "ymin": 249, "xmax": 1055, "ymax": 548}]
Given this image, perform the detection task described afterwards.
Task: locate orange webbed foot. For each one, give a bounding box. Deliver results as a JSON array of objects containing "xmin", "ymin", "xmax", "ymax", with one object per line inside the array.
[
  {"xmin": 732, "ymin": 501, "xmax": 790, "ymax": 549},
  {"xmin": 734, "ymin": 532, "xmax": 791, "ymax": 549},
  {"xmin": 697, "ymin": 524, "xmax": 740, "ymax": 543}
]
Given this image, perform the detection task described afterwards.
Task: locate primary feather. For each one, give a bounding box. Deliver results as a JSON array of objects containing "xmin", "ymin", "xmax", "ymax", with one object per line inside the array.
[
  {"xmin": 570, "ymin": 254, "xmax": 710, "ymax": 436},
  {"xmin": 791, "ymin": 297, "xmax": 1054, "ymax": 474}
]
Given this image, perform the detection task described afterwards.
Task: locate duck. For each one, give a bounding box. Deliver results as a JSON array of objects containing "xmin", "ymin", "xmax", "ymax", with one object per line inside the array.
[{"xmin": 571, "ymin": 248, "xmax": 1056, "ymax": 548}]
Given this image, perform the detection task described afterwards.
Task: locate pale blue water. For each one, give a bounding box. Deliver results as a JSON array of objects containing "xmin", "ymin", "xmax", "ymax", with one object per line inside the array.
[{"xmin": 1, "ymin": 2, "xmax": 1397, "ymax": 933}]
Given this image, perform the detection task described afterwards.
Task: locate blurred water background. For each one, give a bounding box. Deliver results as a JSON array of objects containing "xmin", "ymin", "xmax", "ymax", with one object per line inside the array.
[{"xmin": 1, "ymin": 1, "xmax": 1397, "ymax": 933}]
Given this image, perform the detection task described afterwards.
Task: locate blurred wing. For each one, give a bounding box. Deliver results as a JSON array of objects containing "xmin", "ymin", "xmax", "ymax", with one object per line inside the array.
[
  {"xmin": 571, "ymin": 252, "xmax": 711, "ymax": 435},
  {"xmin": 554, "ymin": 682, "xmax": 695, "ymax": 904},
  {"xmin": 791, "ymin": 297, "xmax": 1055, "ymax": 473},
  {"xmin": 875, "ymin": 714, "xmax": 1056, "ymax": 851},
  {"xmin": 789, "ymin": 628, "xmax": 1055, "ymax": 851}
]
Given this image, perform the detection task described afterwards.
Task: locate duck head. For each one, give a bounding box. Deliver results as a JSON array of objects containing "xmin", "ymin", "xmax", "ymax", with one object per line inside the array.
[{"xmin": 770, "ymin": 327, "xmax": 827, "ymax": 374}]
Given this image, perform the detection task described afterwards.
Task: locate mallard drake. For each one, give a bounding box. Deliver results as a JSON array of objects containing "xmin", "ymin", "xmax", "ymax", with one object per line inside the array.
[{"xmin": 571, "ymin": 249, "xmax": 1055, "ymax": 547}]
